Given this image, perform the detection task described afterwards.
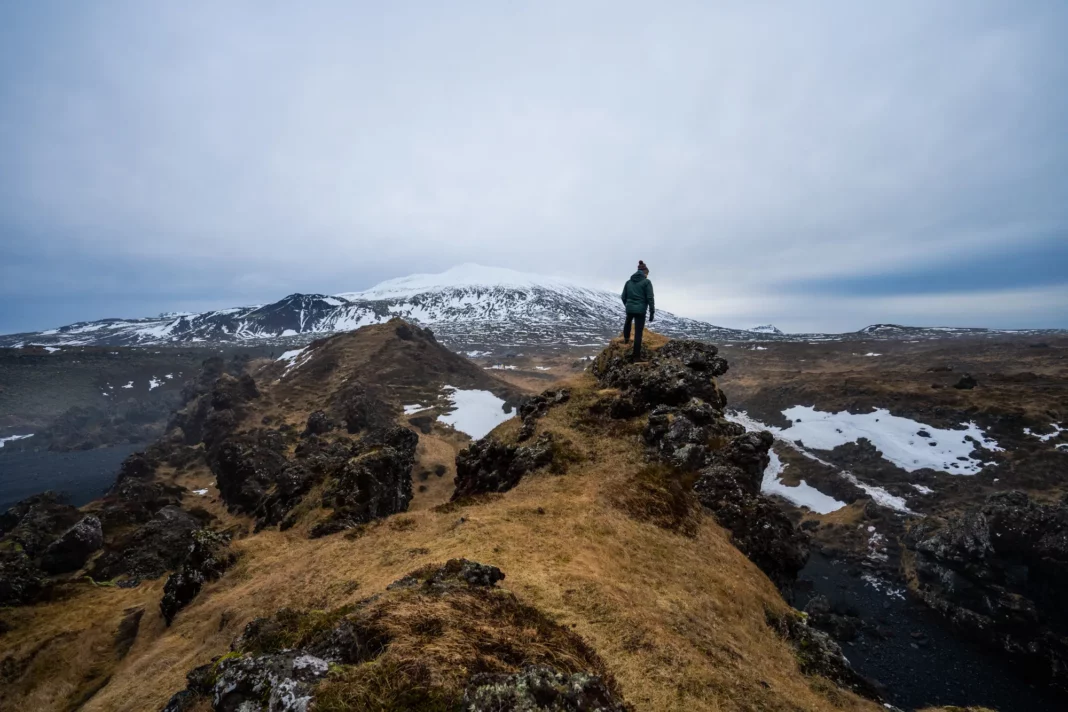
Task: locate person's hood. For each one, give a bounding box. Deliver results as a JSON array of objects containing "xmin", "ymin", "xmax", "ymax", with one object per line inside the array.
[{"xmin": 630, "ymin": 271, "xmax": 648, "ymax": 282}]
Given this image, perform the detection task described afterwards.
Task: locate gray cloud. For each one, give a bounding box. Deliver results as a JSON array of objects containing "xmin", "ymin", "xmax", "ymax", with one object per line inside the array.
[{"xmin": 1, "ymin": 1, "xmax": 1066, "ymax": 333}]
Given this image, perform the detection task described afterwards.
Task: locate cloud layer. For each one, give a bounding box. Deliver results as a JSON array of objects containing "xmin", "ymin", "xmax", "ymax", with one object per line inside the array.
[{"xmin": 1, "ymin": 1, "xmax": 1066, "ymax": 333}]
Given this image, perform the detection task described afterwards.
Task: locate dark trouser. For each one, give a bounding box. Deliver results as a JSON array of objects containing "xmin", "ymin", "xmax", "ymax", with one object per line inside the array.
[{"xmin": 623, "ymin": 313, "xmax": 646, "ymax": 359}]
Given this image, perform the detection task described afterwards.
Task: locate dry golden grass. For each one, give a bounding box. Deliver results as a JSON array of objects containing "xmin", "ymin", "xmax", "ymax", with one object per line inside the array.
[{"xmin": 2, "ymin": 337, "xmax": 887, "ymax": 712}]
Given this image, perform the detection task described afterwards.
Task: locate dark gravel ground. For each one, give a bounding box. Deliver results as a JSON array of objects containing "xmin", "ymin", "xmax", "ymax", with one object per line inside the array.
[
  {"xmin": 796, "ymin": 552, "xmax": 1066, "ymax": 712},
  {"xmin": 0, "ymin": 444, "xmax": 142, "ymax": 511}
]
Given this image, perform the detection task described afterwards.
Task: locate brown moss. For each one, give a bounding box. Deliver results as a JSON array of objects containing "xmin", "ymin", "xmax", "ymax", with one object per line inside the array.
[{"xmin": 607, "ymin": 463, "xmax": 702, "ymax": 537}]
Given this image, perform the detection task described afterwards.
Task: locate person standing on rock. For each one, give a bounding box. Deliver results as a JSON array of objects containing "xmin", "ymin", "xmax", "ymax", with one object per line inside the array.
[{"xmin": 621, "ymin": 260, "xmax": 655, "ymax": 360}]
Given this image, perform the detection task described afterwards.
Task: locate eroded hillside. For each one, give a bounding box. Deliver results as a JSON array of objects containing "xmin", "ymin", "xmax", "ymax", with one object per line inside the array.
[{"xmin": 2, "ymin": 321, "xmax": 930, "ymax": 711}]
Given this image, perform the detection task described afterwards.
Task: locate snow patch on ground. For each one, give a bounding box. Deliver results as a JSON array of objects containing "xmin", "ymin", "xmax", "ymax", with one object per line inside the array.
[
  {"xmin": 1023, "ymin": 423, "xmax": 1064, "ymax": 442},
  {"xmin": 534, "ymin": 366, "xmax": 552, "ymax": 371},
  {"xmin": 465, "ymin": 351, "xmax": 491, "ymax": 358},
  {"xmin": 403, "ymin": 404, "xmax": 428, "ymax": 415},
  {"xmin": 439, "ymin": 386, "xmax": 511, "ymax": 439},
  {"xmin": 911, "ymin": 484, "xmax": 935, "ymax": 494},
  {"xmin": 192, "ymin": 488, "xmax": 209, "ymax": 496},
  {"xmin": 759, "ymin": 448, "xmax": 847, "ymax": 514},
  {"xmin": 277, "ymin": 347, "xmax": 313, "ymax": 375},
  {"xmin": 0, "ymin": 434, "xmax": 34, "ymax": 448},
  {"xmin": 121, "ymin": 381, "xmax": 134, "ymax": 389},
  {"xmin": 728, "ymin": 410, "xmax": 912, "ymax": 513},
  {"xmin": 149, "ymin": 377, "xmax": 162, "ymax": 390},
  {"xmin": 777, "ymin": 406, "xmax": 1000, "ymax": 475},
  {"xmin": 485, "ymin": 364, "xmax": 517, "ymax": 371},
  {"xmin": 863, "ymin": 352, "xmax": 882, "ymax": 357}
]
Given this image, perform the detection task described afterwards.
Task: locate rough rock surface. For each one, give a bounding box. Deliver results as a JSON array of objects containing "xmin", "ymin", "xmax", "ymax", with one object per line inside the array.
[
  {"xmin": 517, "ymin": 388, "xmax": 571, "ymax": 441},
  {"xmin": 591, "ymin": 338, "xmax": 728, "ymax": 415},
  {"xmin": 161, "ymin": 651, "xmax": 330, "ymax": 712},
  {"xmin": 302, "ymin": 410, "xmax": 333, "ymax": 437},
  {"xmin": 0, "ymin": 492, "xmax": 81, "ymax": 557},
  {"xmin": 643, "ymin": 399, "xmax": 743, "ymax": 470},
  {"xmin": 767, "ymin": 609, "xmax": 881, "ymax": 700},
  {"xmin": 693, "ymin": 432, "xmax": 810, "ymax": 590},
  {"xmin": 905, "ymin": 490, "xmax": 1068, "ymax": 689},
  {"xmin": 0, "ymin": 551, "xmax": 47, "ymax": 606},
  {"xmin": 453, "ymin": 433, "xmax": 557, "ymax": 500},
  {"xmin": 160, "ymin": 529, "xmax": 236, "ymax": 625},
  {"xmin": 39, "ymin": 515, "xmax": 103, "ymax": 574},
  {"xmin": 310, "ymin": 426, "xmax": 418, "ymax": 537},
  {"xmin": 464, "ymin": 665, "xmax": 628, "ymax": 712},
  {"xmin": 209, "ymin": 429, "xmax": 291, "ymax": 515},
  {"xmin": 90, "ymin": 505, "xmax": 202, "ymax": 582},
  {"xmin": 387, "ymin": 558, "xmax": 506, "ymax": 592}
]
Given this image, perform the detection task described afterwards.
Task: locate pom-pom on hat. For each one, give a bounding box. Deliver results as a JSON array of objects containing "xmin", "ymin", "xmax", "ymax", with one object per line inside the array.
[{"xmin": 637, "ymin": 260, "xmax": 649, "ymax": 274}]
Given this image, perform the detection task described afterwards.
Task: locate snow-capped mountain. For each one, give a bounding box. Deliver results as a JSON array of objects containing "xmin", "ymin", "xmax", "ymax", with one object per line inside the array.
[
  {"xmin": 2, "ymin": 265, "xmax": 1061, "ymax": 352},
  {"xmin": 0, "ymin": 265, "xmax": 749, "ymax": 351}
]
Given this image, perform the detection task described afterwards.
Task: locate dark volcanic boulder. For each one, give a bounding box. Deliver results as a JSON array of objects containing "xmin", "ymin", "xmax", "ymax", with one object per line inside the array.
[
  {"xmin": 165, "ymin": 650, "xmax": 329, "ymax": 711},
  {"xmin": 591, "ymin": 338, "xmax": 728, "ymax": 416},
  {"xmin": 1, "ymin": 493, "xmax": 82, "ymax": 558},
  {"xmin": 303, "ymin": 410, "xmax": 334, "ymax": 437},
  {"xmin": 693, "ymin": 432, "xmax": 809, "ymax": 590},
  {"xmin": 210, "ymin": 372, "xmax": 260, "ymax": 411},
  {"xmin": 388, "ymin": 558, "xmax": 506, "ymax": 593},
  {"xmin": 90, "ymin": 505, "xmax": 201, "ymax": 582},
  {"xmin": 0, "ymin": 551, "xmax": 47, "ymax": 606},
  {"xmin": 452, "ymin": 433, "xmax": 556, "ymax": 500},
  {"xmin": 209, "ymin": 430, "xmax": 289, "ymax": 514},
  {"xmin": 115, "ymin": 451, "xmax": 157, "ymax": 483},
  {"xmin": 39, "ymin": 515, "xmax": 103, "ymax": 574},
  {"xmin": 335, "ymin": 382, "xmax": 392, "ymax": 434},
  {"xmin": 953, "ymin": 373, "xmax": 979, "ymax": 390},
  {"xmin": 311, "ymin": 427, "xmax": 418, "ymax": 537},
  {"xmin": 464, "ymin": 665, "xmax": 627, "ymax": 712},
  {"xmin": 905, "ymin": 490, "xmax": 1068, "ymax": 689},
  {"xmin": 642, "ymin": 399, "xmax": 744, "ymax": 470},
  {"xmin": 160, "ymin": 529, "xmax": 236, "ymax": 625}
]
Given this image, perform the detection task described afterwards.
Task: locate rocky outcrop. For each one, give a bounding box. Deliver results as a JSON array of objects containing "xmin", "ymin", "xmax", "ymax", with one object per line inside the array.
[
  {"xmin": 464, "ymin": 666, "xmax": 628, "ymax": 711},
  {"xmin": 905, "ymin": 490, "xmax": 1068, "ymax": 690},
  {"xmin": 452, "ymin": 433, "xmax": 557, "ymax": 500},
  {"xmin": 693, "ymin": 432, "xmax": 810, "ymax": 590},
  {"xmin": 643, "ymin": 399, "xmax": 743, "ymax": 470},
  {"xmin": 39, "ymin": 515, "xmax": 103, "ymax": 574},
  {"xmin": 591, "ymin": 338, "xmax": 728, "ymax": 415},
  {"xmin": 160, "ymin": 529, "xmax": 236, "ymax": 625},
  {"xmin": 0, "ymin": 551, "xmax": 47, "ymax": 606},
  {"xmin": 302, "ymin": 410, "xmax": 333, "ymax": 437},
  {"xmin": 209, "ymin": 429, "xmax": 291, "ymax": 515},
  {"xmin": 517, "ymin": 388, "xmax": 571, "ymax": 441},
  {"xmin": 387, "ymin": 558, "xmax": 506, "ymax": 592},
  {"xmin": 334, "ymin": 382, "xmax": 392, "ymax": 434},
  {"xmin": 767, "ymin": 608, "xmax": 881, "ymax": 700},
  {"xmin": 310, "ymin": 426, "xmax": 418, "ymax": 537},
  {"xmin": 162, "ymin": 559, "xmax": 624, "ymax": 712},
  {"xmin": 0, "ymin": 492, "xmax": 81, "ymax": 558},
  {"xmin": 953, "ymin": 374, "xmax": 979, "ymax": 390},
  {"xmin": 89, "ymin": 505, "xmax": 203, "ymax": 582}
]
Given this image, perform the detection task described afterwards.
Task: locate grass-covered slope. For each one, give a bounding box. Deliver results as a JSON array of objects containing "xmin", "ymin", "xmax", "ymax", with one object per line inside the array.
[{"xmin": 1, "ymin": 328, "xmax": 886, "ymax": 712}]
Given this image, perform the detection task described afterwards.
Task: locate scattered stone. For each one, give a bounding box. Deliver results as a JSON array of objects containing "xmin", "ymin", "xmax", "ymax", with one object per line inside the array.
[{"xmin": 953, "ymin": 374, "xmax": 979, "ymax": 390}]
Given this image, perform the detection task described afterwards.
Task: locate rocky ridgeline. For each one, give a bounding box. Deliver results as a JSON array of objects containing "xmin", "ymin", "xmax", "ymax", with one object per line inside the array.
[
  {"xmin": 161, "ymin": 559, "xmax": 627, "ymax": 712},
  {"xmin": 905, "ymin": 490, "xmax": 1068, "ymax": 691},
  {"xmin": 594, "ymin": 338, "xmax": 810, "ymax": 590}
]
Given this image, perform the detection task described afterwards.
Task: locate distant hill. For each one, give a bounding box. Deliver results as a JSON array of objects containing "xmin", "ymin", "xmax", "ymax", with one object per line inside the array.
[{"xmin": 1, "ymin": 264, "xmax": 1061, "ymax": 352}]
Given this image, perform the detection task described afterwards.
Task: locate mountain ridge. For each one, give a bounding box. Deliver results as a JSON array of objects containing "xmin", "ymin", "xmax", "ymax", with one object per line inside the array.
[{"xmin": 2, "ymin": 264, "xmax": 1061, "ymax": 351}]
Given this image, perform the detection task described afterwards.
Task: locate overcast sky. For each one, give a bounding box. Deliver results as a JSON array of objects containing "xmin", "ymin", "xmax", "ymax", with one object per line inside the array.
[{"xmin": 1, "ymin": 1, "xmax": 1066, "ymax": 334}]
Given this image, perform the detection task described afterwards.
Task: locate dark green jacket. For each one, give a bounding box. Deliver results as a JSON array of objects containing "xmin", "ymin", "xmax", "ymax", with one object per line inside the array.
[{"xmin": 621, "ymin": 272, "xmax": 655, "ymax": 318}]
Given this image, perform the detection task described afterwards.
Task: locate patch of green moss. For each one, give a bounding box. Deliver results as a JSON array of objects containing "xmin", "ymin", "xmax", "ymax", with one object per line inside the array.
[{"xmin": 238, "ymin": 606, "xmax": 356, "ymax": 654}]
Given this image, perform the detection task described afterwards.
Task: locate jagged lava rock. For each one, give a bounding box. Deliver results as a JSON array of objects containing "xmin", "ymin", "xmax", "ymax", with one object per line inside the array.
[
  {"xmin": 160, "ymin": 529, "xmax": 236, "ymax": 625},
  {"xmin": 906, "ymin": 490, "xmax": 1068, "ymax": 689},
  {"xmin": 591, "ymin": 338, "xmax": 728, "ymax": 414},
  {"xmin": 90, "ymin": 505, "xmax": 202, "ymax": 582},
  {"xmin": 39, "ymin": 515, "xmax": 103, "ymax": 574},
  {"xmin": 453, "ymin": 433, "xmax": 556, "ymax": 500}
]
